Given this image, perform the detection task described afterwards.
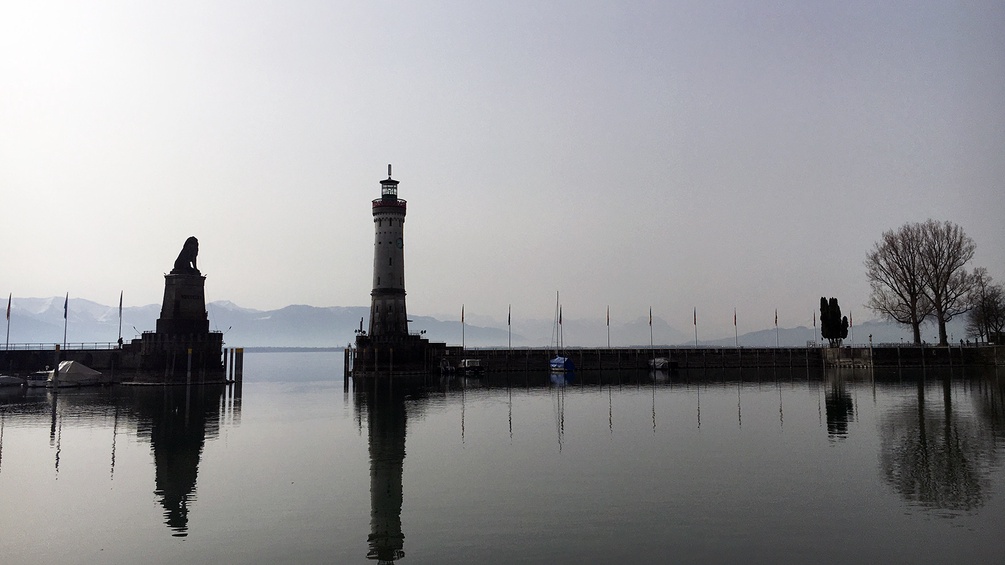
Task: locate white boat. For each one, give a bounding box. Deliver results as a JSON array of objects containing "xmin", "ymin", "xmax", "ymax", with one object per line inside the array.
[
  {"xmin": 25, "ymin": 371, "xmax": 50, "ymax": 388},
  {"xmin": 459, "ymin": 358, "xmax": 484, "ymax": 376},
  {"xmin": 44, "ymin": 361, "xmax": 103, "ymax": 388},
  {"xmin": 648, "ymin": 357, "xmax": 672, "ymax": 370},
  {"xmin": 0, "ymin": 375, "xmax": 25, "ymax": 387}
]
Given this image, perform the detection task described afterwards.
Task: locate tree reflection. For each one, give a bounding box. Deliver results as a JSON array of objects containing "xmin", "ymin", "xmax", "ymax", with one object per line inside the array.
[
  {"xmin": 880, "ymin": 374, "xmax": 999, "ymax": 512},
  {"xmin": 825, "ymin": 375, "xmax": 854, "ymax": 438}
]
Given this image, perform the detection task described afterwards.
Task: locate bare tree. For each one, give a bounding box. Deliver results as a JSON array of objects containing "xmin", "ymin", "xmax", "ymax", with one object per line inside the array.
[
  {"xmin": 919, "ymin": 219, "xmax": 976, "ymax": 345},
  {"xmin": 865, "ymin": 223, "xmax": 932, "ymax": 344},
  {"xmin": 967, "ymin": 268, "xmax": 1005, "ymax": 343}
]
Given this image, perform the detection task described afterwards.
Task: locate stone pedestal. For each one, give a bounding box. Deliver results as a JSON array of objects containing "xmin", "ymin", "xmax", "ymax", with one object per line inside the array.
[
  {"xmin": 157, "ymin": 273, "xmax": 210, "ymax": 334},
  {"xmin": 138, "ymin": 270, "xmax": 223, "ymax": 382}
]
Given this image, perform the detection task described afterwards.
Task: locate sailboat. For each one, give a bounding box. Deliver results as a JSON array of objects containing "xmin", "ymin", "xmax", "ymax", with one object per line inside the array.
[{"xmin": 549, "ymin": 292, "xmax": 574, "ymax": 374}]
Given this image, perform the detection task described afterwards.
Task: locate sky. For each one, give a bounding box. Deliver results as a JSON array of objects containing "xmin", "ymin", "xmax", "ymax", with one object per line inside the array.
[{"xmin": 2, "ymin": 1, "xmax": 1003, "ymax": 340}]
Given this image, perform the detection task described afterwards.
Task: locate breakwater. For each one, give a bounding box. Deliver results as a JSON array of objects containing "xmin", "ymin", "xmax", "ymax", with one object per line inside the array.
[{"xmin": 347, "ymin": 344, "xmax": 1005, "ymax": 376}]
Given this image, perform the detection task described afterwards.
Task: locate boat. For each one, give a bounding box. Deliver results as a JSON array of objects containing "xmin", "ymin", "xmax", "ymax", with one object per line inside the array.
[
  {"xmin": 459, "ymin": 358, "xmax": 484, "ymax": 376},
  {"xmin": 0, "ymin": 375, "xmax": 25, "ymax": 387},
  {"xmin": 25, "ymin": 371, "xmax": 50, "ymax": 388},
  {"xmin": 43, "ymin": 361, "xmax": 103, "ymax": 388},
  {"xmin": 648, "ymin": 357, "xmax": 673, "ymax": 370},
  {"xmin": 548, "ymin": 291, "xmax": 573, "ymax": 373},
  {"xmin": 549, "ymin": 355, "xmax": 574, "ymax": 373}
]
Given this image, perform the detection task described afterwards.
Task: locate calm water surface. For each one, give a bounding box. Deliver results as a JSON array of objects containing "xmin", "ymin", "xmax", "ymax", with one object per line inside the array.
[{"xmin": 1, "ymin": 352, "xmax": 1003, "ymax": 564}]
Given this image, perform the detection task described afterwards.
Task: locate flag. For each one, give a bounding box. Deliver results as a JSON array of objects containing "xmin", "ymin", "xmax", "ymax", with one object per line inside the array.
[
  {"xmin": 813, "ymin": 311, "xmax": 816, "ymax": 327},
  {"xmin": 559, "ymin": 306, "xmax": 562, "ymax": 325},
  {"xmin": 5, "ymin": 293, "xmax": 10, "ymax": 321},
  {"xmin": 648, "ymin": 308, "xmax": 652, "ymax": 326},
  {"xmin": 849, "ymin": 313, "xmax": 853, "ymax": 327},
  {"xmin": 693, "ymin": 307, "xmax": 696, "ymax": 326},
  {"xmin": 606, "ymin": 305, "xmax": 609, "ymax": 327},
  {"xmin": 118, "ymin": 290, "xmax": 123, "ymax": 317},
  {"xmin": 774, "ymin": 309, "xmax": 778, "ymax": 326},
  {"xmin": 507, "ymin": 304, "xmax": 511, "ymax": 326},
  {"xmin": 64, "ymin": 293, "xmax": 68, "ymax": 319},
  {"xmin": 733, "ymin": 308, "xmax": 736, "ymax": 327},
  {"xmin": 461, "ymin": 305, "xmax": 464, "ymax": 324}
]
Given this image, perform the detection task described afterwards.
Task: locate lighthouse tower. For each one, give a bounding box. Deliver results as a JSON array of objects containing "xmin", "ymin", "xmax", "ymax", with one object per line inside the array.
[{"xmin": 369, "ymin": 165, "xmax": 409, "ymax": 338}]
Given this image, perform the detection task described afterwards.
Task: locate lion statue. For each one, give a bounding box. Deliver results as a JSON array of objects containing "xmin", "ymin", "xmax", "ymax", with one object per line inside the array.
[{"xmin": 172, "ymin": 236, "xmax": 200, "ymax": 274}]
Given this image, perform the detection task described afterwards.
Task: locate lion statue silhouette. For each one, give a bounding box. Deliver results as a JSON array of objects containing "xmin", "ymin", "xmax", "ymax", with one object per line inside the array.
[{"xmin": 172, "ymin": 236, "xmax": 200, "ymax": 274}]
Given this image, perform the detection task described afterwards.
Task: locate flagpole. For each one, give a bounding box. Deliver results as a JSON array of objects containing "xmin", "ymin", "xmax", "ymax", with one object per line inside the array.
[
  {"xmin": 693, "ymin": 308, "xmax": 697, "ymax": 347},
  {"xmin": 5, "ymin": 293, "xmax": 10, "ymax": 351},
  {"xmin": 117, "ymin": 291, "xmax": 123, "ymax": 348},
  {"xmin": 774, "ymin": 309, "xmax": 779, "ymax": 347},
  {"xmin": 649, "ymin": 308, "xmax": 654, "ymax": 363},
  {"xmin": 734, "ymin": 308, "xmax": 737, "ymax": 347},
  {"xmin": 507, "ymin": 304, "xmax": 511, "ymax": 350},
  {"xmin": 63, "ymin": 292, "xmax": 69, "ymax": 350},
  {"xmin": 606, "ymin": 305, "xmax": 610, "ymax": 348},
  {"xmin": 461, "ymin": 304, "xmax": 465, "ymax": 350}
]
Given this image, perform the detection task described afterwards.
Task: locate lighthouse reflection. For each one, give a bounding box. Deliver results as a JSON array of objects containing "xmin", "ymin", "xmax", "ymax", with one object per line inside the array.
[{"xmin": 355, "ymin": 382, "xmax": 413, "ymax": 563}]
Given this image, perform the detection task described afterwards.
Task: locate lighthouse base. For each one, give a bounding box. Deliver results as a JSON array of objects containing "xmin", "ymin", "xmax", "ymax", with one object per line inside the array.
[{"xmin": 351, "ymin": 335, "xmax": 447, "ymax": 376}]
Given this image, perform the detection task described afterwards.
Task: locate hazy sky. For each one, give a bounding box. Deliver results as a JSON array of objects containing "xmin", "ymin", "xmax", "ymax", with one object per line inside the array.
[{"xmin": 2, "ymin": 1, "xmax": 1002, "ymax": 339}]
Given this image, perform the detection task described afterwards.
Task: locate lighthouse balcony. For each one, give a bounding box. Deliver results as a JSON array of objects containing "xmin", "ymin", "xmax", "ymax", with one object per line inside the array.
[{"xmin": 372, "ymin": 198, "xmax": 406, "ymax": 209}]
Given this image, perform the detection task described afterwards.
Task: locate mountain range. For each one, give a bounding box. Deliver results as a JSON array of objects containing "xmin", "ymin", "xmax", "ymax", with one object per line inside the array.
[{"xmin": 3, "ymin": 297, "xmax": 968, "ymax": 349}]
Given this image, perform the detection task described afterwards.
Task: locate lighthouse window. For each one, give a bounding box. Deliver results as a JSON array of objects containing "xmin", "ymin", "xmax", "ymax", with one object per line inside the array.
[
  {"xmin": 377, "ymin": 277, "xmax": 381, "ymax": 285},
  {"xmin": 388, "ymin": 257, "xmax": 393, "ymax": 266}
]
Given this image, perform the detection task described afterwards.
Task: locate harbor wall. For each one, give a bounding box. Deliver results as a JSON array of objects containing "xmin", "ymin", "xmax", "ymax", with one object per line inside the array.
[
  {"xmin": 1, "ymin": 342, "xmax": 232, "ymax": 381},
  {"xmin": 354, "ymin": 344, "xmax": 1005, "ymax": 374}
]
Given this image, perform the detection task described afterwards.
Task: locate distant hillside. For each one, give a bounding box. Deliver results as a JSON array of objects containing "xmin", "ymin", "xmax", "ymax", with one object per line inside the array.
[{"xmin": 4, "ymin": 297, "xmax": 967, "ymax": 348}]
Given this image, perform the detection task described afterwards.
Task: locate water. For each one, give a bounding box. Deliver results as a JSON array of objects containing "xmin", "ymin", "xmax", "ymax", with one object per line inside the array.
[{"xmin": 1, "ymin": 352, "xmax": 1003, "ymax": 564}]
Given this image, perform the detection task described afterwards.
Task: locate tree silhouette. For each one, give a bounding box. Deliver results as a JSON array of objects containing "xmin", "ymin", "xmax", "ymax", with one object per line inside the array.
[
  {"xmin": 866, "ymin": 219, "xmax": 977, "ymax": 345},
  {"xmin": 820, "ymin": 297, "xmax": 849, "ymax": 347}
]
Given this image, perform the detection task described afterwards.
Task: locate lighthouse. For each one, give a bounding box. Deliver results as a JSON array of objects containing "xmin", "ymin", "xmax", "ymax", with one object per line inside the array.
[
  {"xmin": 350, "ymin": 165, "xmax": 446, "ymax": 378},
  {"xmin": 369, "ymin": 165, "xmax": 409, "ymax": 338}
]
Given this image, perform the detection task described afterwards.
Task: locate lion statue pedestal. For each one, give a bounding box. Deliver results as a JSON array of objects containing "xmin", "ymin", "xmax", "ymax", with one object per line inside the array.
[{"xmin": 138, "ymin": 236, "xmax": 224, "ymax": 382}]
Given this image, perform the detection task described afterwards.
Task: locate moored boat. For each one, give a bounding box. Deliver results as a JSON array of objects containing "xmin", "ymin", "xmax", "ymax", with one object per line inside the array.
[
  {"xmin": 34, "ymin": 361, "xmax": 104, "ymax": 388},
  {"xmin": 0, "ymin": 374, "xmax": 25, "ymax": 387},
  {"xmin": 459, "ymin": 358, "xmax": 484, "ymax": 376},
  {"xmin": 25, "ymin": 371, "xmax": 50, "ymax": 388},
  {"xmin": 648, "ymin": 357, "xmax": 672, "ymax": 370},
  {"xmin": 549, "ymin": 356, "xmax": 574, "ymax": 373}
]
